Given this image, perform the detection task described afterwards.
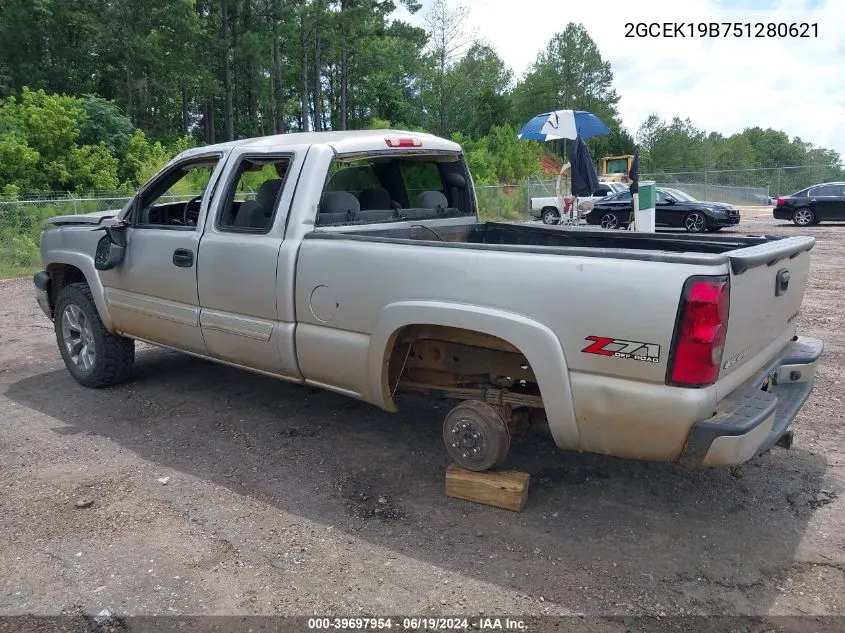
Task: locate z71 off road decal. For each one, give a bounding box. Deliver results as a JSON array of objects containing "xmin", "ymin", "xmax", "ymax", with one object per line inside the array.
[{"xmin": 582, "ymin": 336, "xmax": 661, "ymax": 363}]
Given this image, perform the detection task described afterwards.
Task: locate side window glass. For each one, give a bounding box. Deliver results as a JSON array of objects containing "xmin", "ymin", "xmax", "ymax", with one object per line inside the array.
[
  {"xmin": 217, "ymin": 156, "xmax": 291, "ymax": 233},
  {"xmin": 811, "ymin": 185, "xmax": 835, "ymax": 197},
  {"xmin": 136, "ymin": 158, "xmax": 219, "ymax": 229}
]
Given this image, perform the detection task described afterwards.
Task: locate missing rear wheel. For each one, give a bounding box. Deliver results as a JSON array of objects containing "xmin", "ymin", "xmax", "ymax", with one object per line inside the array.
[{"xmin": 442, "ymin": 400, "xmax": 510, "ymax": 471}]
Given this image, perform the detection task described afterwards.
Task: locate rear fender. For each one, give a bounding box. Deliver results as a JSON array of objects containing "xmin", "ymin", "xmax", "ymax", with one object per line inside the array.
[{"xmin": 367, "ymin": 301, "xmax": 579, "ymax": 449}]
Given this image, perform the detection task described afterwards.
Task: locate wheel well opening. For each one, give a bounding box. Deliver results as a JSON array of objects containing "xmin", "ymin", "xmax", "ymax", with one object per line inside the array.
[
  {"xmin": 45, "ymin": 264, "xmax": 86, "ymax": 315},
  {"xmin": 383, "ymin": 324, "xmax": 542, "ymax": 410}
]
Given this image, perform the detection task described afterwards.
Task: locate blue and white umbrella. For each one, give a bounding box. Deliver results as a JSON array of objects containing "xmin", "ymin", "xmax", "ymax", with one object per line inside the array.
[{"xmin": 517, "ymin": 109, "xmax": 610, "ymax": 141}]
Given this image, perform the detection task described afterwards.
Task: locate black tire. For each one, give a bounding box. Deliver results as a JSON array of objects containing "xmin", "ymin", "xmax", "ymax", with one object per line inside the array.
[
  {"xmin": 792, "ymin": 207, "xmax": 815, "ymax": 226},
  {"xmin": 54, "ymin": 282, "xmax": 135, "ymax": 388},
  {"xmin": 541, "ymin": 208, "xmax": 559, "ymax": 225},
  {"xmin": 600, "ymin": 212, "xmax": 620, "ymax": 229},
  {"xmin": 684, "ymin": 212, "xmax": 708, "ymax": 233},
  {"xmin": 443, "ymin": 400, "xmax": 510, "ymax": 471}
]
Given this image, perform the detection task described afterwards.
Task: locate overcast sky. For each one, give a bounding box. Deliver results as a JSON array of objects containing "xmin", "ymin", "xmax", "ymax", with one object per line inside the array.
[{"xmin": 393, "ymin": 0, "xmax": 845, "ymax": 163}]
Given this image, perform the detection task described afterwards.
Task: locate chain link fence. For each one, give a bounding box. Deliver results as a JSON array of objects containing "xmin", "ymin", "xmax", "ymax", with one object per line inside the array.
[
  {"xmin": 523, "ymin": 173, "xmax": 770, "ymax": 207},
  {"xmin": 2, "ymin": 164, "xmax": 842, "ymax": 278},
  {"xmin": 0, "ymin": 192, "xmax": 133, "ymax": 279},
  {"xmin": 643, "ymin": 164, "xmax": 845, "ymax": 204}
]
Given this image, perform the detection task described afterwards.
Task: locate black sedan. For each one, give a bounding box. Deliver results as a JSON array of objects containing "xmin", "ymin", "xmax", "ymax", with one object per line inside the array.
[
  {"xmin": 772, "ymin": 182, "xmax": 845, "ymax": 226},
  {"xmin": 584, "ymin": 187, "xmax": 741, "ymax": 232}
]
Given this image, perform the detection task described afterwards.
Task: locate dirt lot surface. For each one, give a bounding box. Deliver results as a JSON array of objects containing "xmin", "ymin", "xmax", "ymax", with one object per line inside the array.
[{"xmin": 1, "ymin": 214, "xmax": 843, "ymax": 632}]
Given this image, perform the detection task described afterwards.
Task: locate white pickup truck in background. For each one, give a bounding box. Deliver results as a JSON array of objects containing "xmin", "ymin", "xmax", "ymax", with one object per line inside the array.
[{"xmin": 529, "ymin": 181, "xmax": 628, "ymax": 224}]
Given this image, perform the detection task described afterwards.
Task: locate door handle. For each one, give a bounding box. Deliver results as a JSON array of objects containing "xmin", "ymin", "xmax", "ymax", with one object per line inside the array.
[{"xmin": 172, "ymin": 248, "xmax": 194, "ymax": 267}]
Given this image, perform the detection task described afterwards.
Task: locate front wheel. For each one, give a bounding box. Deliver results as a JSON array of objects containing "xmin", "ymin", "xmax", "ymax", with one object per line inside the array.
[
  {"xmin": 792, "ymin": 208, "xmax": 815, "ymax": 226},
  {"xmin": 600, "ymin": 211, "xmax": 620, "ymax": 229},
  {"xmin": 541, "ymin": 208, "xmax": 559, "ymax": 225},
  {"xmin": 684, "ymin": 212, "xmax": 707, "ymax": 233},
  {"xmin": 54, "ymin": 282, "xmax": 135, "ymax": 388}
]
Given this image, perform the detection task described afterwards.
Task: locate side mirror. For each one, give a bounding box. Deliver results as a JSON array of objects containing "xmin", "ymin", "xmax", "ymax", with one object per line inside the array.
[
  {"xmin": 444, "ymin": 172, "xmax": 467, "ymax": 188},
  {"xmin": 94, "ymin": 224, "xmax": 128, "ymax": 271},
  {"xmin": 664, "ymin": 196, "xmax": 676, "ymax": 204}
]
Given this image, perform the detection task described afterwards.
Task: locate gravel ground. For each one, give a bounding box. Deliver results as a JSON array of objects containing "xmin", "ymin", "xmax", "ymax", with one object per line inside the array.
[{"xmin": 1, "ymin": 214, "xmax": 843, "ymax": 632}]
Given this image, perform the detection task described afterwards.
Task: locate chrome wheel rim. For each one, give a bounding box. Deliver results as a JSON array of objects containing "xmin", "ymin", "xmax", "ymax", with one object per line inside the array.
[
  {"xmin": 61, "ymin": 304, "xmax": 96, "ymax": 372},
  {"xmin": 601, "ymin": 213, "xmax": 618, "ymax": 229},
  {"xmin": 794, "ymin": 209, "xmax": 812, "ymax": 225},
  {"xmin": 686, "ymin": 213, "xmax": 706, "ymax": 232},
  {"xmin": 543, "ymin": 211, "xmax": 557, "ymax": 224}
]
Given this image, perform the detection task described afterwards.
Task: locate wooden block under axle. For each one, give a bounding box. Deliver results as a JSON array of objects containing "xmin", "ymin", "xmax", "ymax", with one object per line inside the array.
[{"xmin": 445, "ymin": 463, "xmax": 530, "ymax": 512}]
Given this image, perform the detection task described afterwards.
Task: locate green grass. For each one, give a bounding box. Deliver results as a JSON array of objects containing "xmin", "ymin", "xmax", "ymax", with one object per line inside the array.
[{"xmin": 0, "ymin": 262, "xmax": 38, "ymax": 280}]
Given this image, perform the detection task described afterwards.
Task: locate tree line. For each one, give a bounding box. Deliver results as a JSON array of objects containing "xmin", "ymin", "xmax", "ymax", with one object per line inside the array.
[
  {"xmin": 0, "ymin": 0, "xmax": 842, "ymax": 198},
  {"xmin": 0, "ymin": 0, "xmax": 635, "ymax": 194},
  {"xmin": 637, "ymin": 116, "xmax": 845, "ymax": 192}
]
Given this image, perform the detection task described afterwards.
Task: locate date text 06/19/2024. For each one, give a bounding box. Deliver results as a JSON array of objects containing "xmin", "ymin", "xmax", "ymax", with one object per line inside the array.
[
  {"xmin": 307, "ymin": 617, "xmax": 527, "ymax": 630},
  {"xmin": 624, "ymin": 22, "xmax": 818, "ymax": 38}
]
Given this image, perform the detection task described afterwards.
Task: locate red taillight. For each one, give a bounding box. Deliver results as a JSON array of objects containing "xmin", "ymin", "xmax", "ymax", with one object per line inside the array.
[
  {"xmin": 385, "ymin": 136, "xmax": 422, "ymax": 148},
  {"xmin": 776, "ymin": 197, "xmax": 785, "ymax": 206},
  {"xmin": 667, "ymin": 275, "xmax": 730, "ymax": 387}
]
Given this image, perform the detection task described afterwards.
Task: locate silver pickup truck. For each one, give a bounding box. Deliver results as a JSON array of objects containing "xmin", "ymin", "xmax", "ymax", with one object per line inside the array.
[{"xmin": 33, "ymin": 130, "xmax": 823, "ymax": 472}]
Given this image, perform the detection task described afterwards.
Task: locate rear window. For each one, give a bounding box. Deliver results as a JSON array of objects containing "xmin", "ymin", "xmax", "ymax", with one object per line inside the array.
[
  {"xmin": 400, "ymin": 162, "xmax": 443, "ymax": 200},
  {"xmin": 317, "ymin": 154, "xmax": 474, "ymax": 226},
  {"xmin": 809, "ymin": 184, "xmax": 843, "ymax": 197}
]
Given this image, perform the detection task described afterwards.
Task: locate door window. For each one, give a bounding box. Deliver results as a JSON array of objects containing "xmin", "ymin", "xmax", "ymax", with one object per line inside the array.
[
  {"xmin": 810, "ymin": 185, "xmax": 839, "ymax": 197},
  {"xmin": 134, "ymin": 157, "xmax": 220, "ymax": 229},
  {"xmin": 607, "ymin": 191, "xmax": 632, "ymax": 202},
  {"xmin": 216, "ymin": 156, "xmax": 292, "ymax": 232}
]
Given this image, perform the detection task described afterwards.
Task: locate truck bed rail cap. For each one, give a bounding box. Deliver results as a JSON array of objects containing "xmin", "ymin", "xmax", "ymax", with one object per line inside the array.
[{"xmin": 728, "ymin": 235, "xmax": 815, "ymax": 275}]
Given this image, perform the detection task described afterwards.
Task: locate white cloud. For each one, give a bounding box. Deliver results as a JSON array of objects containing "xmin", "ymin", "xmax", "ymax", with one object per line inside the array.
[{"xmin": 393, "ymin": 0, "xmax": 845, "ymax": 161}]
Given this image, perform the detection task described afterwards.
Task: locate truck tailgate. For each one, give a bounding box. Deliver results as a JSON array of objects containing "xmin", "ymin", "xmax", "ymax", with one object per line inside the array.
[{"xmin": 720, "ymin": 236, "xmax": 815, "ymax": 380}]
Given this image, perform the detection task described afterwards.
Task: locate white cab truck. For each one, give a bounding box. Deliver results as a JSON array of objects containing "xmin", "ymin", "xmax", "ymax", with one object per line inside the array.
[{"xmin": 529, "ymin": 181, "xmax": 628, "ymax": 224}]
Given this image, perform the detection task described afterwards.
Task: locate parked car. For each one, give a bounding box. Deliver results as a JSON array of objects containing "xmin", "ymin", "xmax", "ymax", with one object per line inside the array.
[
  {"xmin": 773, "ymin": 182, "xmax": 845, "ymax": 226},
  {"xmin": 751, "ymin": 194, "xmax": 777, "ymax": 205},
  {"xmin": 34, "ymin": 129, "xmax": 821, "ymax": 472},
  {"xmin": 585, "ymin": 187, "xmax": 741, "ymax": 232},
  {"xmin": 530, "ymin": 181, "xmax": 627, "ymax": 224}
]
